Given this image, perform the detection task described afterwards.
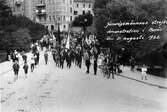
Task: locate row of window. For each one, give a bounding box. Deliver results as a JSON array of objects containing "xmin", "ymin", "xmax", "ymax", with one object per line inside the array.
[
  {"xmin": 74, "ymin": 10, "xmax": 91, "ymax": 15},
  {"xmin": 47, "ymin": 9, "xmax": 91, "ymax": 22},
  {"xmin": 48, "ymin": 15, "xmax": 73, "ymax": 22},
  {"xmin": 47, "ymin": 24, "xmax": 67, "ymax": 30},
  {"xmin": 76, "ymin": 3, "xmax": 92, "ymax": 8}
]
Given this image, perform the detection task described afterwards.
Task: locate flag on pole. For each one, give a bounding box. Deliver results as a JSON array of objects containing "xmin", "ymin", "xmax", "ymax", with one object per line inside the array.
[{"xmin": 66, "ymin": 33, "xmax": 70, "ymax": 49}]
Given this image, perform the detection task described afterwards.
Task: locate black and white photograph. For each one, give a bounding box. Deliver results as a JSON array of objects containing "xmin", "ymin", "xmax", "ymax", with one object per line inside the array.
[{"xmin": 0, "ymin": 0, "xmax": 167, "ymax": 112}]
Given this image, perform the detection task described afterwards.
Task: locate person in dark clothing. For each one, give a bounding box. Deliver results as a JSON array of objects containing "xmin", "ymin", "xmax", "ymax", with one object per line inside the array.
[
  {"xmin": 12, "ymin": 61, "xmax": 20, "ymax": 82},
  {"xmin": 60, "ymin": 56, "xmax": 64, "ymax": 69},
  {"xmin": 22, "ymin": 53, "xmax": 27, "ymax": 63},
  {"xmin": 44, "ymin": 50, "xmax": 48, "ymax": 65},
  {"xmin": 84, "ymin": 51, "xmax": 91, "ymax": 74},
  {"xmin": 108, "ymin": 61, "xmax": 115, "ymax": 79},
  {"xmin": 66, "ymin": 50, "xmax": 72, "ymax": 68},
  {"xmin": 23, "ymin": 62, "xmax": 29, "ymax": 78},
  {"xmin": 36, "ymin": 51, "xmax": 40, "ymax": 65},
  {"xmin": 130, "ymin": 57, "xmax": 135, "ymax": 72},
  {"xmin": 30, "ymin": 55, "xmax": 35, "ymax": 72},
  {"xmin": 78, "ymin": 50, "xmax": 82, "ymax": 68},
  {"xmin": 94, "ymin": 58, "xmax": 97, "ymax": 75}
]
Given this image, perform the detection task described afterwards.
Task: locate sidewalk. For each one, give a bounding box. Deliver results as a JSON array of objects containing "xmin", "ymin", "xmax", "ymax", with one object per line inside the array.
[
  {"xmin": 0, "ymin": 50, "xmax": 46, "ymax": 89},
  {"xmin": 119, "ymin": 66, "xmax": 167, "ymax": 89},
  {"xmin": 0, "ymin": 52, "xmax": 33, "ymax": 76}
]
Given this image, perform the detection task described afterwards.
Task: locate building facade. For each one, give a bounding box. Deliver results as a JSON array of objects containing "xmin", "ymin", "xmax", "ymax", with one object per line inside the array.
[
  {"xmin": 7, "ymin": 0, "xmax": 25, "ymax": 16},
  {"xmin": 73, "ymin": 0, "xmax": 94, "ymax": 19},
  {"xmin": 7, "ymin": 0, "xmax": 94, "ymax": 32}
]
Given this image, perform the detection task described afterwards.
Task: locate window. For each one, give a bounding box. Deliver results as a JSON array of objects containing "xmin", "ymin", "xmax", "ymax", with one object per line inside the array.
[
  {"xmin": 46, "ymin": 26, "xmax": 48, "ymax": 29},
  {"xmin": 89, "ymin": 4, "xmax": 91, "ymax": 8},
  {"xmin": 63, "ymin": 16, "xmax": 66, "ymax": 21},
  {"xmin": 53, "ymin": 15, "xmax": 55, "ymax": 21},
  {"xmin": 64, "ymin": 25, "xmax": 66, "ymax": 28},
  {"xmin": 59, "ymin": 17, "xmax": 61, "ymax": 21},
  {"xmin": 70, "ymin": 7, "xmax": 72, "ymax": 13},
  {"xmin": 70, "ymin": 16, "xmax": 72, "ymax": 21},
  {"xmin": 49, "ymin": 16, "xmax": 51, "ymax": 21},
  {"xmin": 88, "ymin": 10, "xmax": 91, "ymax": 14},
  {"xmin": 70, "ymin": 0, "xmax": 72, "ymax": 5},
  {"xmin": 76, "ymin": 4, "xmax": 79, "ymax": 8},
  {"xmin": 83, "ymin": 10, "xmax": 85, "ymax": 15},
  {"xmin": 52, "ymin": 0, "xmax": 55, "ymax": 4},
  {"xmin": 83, "ymin": 4, "xmax": 85, "ymax": 8},
  {"xmin": 74, "ymin": 11, "xmax": 78, "ymax": 15},
  {"xmin": 51, "ymin": 25, "xmax": 54, "ymax": 30}
]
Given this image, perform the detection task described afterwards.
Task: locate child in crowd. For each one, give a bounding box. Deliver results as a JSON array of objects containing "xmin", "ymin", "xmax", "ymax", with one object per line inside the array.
[
  {"xmin": 44, "ymin": 50, "xmax": 48, "ymax": 65},
  {"xmin": 23, "ymin": 62, "xmax": 29, "ymax": 78},
  {"xmin": 30, "ymin": 55, "xmax": 35, "ymax": 72},
  {"xmin": 12, "ymin": 61, "xmax": 20, "ymax": 82}
]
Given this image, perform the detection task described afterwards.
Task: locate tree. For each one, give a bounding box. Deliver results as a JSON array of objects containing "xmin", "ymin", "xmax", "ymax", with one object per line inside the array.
[
  {"xmin": 94, "ymin": 0, "xmax": 167, "ymax": 53},
  {"xmin": 94, "ymin": 0, "xmax": 167, "ymax": 77},
  {"xmin": 11, "ymin": 28, "xmax": 31, "ymax": 51},
  {"xmin": 72, "ymin": 12, "xmax": 93, "ymax": 32}
]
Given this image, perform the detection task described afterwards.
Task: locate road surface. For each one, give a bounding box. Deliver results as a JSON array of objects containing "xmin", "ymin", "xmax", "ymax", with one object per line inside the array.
[{"xmin": 0, "ymin": 52, "xmax": 167, "ymax": 112}]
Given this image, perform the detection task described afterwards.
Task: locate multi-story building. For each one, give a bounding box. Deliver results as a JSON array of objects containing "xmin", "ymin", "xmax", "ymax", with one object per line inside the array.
[
  {"xmin": 7, "ymin": 0, "xmax": 95, "ymax": 32},
  {"xmin": 73, "ymin": 0, "xmax": 94, "ymax": 19},
  {"xmin": 34, "ymin": 0, "xmax": 47, "ymax": 25},
  {"xmin": 46, "ymin": 0, "xmax": 73, "ymax": 32},
  {"xmin": 7, "ymin": 0, "xmax": 25, "ymax": 16}
]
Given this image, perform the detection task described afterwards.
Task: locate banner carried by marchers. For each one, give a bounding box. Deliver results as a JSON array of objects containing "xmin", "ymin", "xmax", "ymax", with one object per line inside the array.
[{"xmin": 66, "ymin": 33, "xmax": 70, "ymax": 49}]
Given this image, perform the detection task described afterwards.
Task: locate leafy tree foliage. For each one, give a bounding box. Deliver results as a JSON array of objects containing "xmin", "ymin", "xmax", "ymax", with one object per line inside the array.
[
  {"xmin": 94, "ymin": 0, "xmax": 167, "ymax": 55},
  {"xmin": 72, "ymin": 12, "xmax": 93, "ymax": 27},
  {"xmin": 0, "ymin": 0, "xmax": 46, "ymax": 52},
  {"xmin": 94, "ymin": 0, "xmax": 167, "ymax": 76},
  {"xmin": 11, "ymin": 28, "xmax": 31, "ymax": 51}
]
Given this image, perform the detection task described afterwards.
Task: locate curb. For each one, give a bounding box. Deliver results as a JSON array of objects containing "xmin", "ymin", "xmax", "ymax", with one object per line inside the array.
[
  {"xmin": 97, "ymin": 64, "xmax": 167, "ymax": 90},
  {"xmin": 117, "ymin": 74, "xmax": 167, "ymax": 89}
]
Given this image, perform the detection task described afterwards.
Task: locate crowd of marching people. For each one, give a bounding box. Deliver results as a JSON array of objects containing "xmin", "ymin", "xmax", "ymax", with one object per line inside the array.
[
  {"xmin": 51, "ymin": 39, "xmax": 123, "ymax": 80},
  {"xmin": 10, "ymin": 42, "xmax": 49, "ymax": 82},
  {"xmin": 8, "ymin": 32, "xmax": 149, "ymax": 82}
]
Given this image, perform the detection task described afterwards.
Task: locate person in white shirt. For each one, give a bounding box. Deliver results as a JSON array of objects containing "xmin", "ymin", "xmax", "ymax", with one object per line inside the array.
[{"xmin": 141, "ymin": 64, "xmax": 148, "ymax": 80}]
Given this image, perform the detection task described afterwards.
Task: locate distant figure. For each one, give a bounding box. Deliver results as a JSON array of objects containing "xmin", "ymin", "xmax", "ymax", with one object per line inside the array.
[
  {"xmin": 30, "ymin": 55, "xmax": 35, "ymax": 72},
  {"xmin": 36, "ymin": 51, "xmax": 40, "ymax": 65},
  {"xmin": 12, "ymin": 50, "xmax": 19, "ymax": 62},
  {"xmin": 12, "ymin": 61, "xmax": 20, "ymax": 82},
  {"xmin": 129, "ymin": 57, "xmax": 135, "ymax": 72},
  {"xmin": 93, "ymin": 58, "xmax": 97, "ymax": 75},
  {"xmin": 22, "ymin": 52, "xmax": 27, "ymax": 63},
  {"xmin": 141, "ymin": 64, "xmax": 148, "ymax": 80},
  {"xmin": 84, "ymin": 51, "xmax": 91, "ymax": 74},
  {"xmin": 44, "ymin": 50, "xmax": 48, "ymax": 65},
  {"xmin": 23, "ymin": 62, "xmax": 29, "ymax": 78}
]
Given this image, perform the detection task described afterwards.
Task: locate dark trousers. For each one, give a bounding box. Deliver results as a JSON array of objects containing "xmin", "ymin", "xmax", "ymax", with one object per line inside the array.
[
  {"xmin": 86, "ymin": 60, "xmax": 90, "ymax": 73},
  {"xmin": 44, "ymin": 57, "xmax": 48, "ymax": 65},
  {"xmin": 60, "ymin": 60, "xmax": 64, "ymax": 69},
  {"xmin": 94, "ymin": 64, "xmax": 97, "ymax": 75},
  {"xmin": 31, "ymin": 64, "xmax": 34, "ymax": 72},
  {"xmin": 14, "ymin": 70, "xmax": 19, "ymax": 75},
  {"xmin": 24, "ymin": 69, "xmax": 28, "ymax": 74}
]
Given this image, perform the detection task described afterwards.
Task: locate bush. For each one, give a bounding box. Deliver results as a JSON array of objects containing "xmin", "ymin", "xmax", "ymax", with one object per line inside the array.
[{"xmin": 11, "ymin": 28, "xmax": 32, "ymax": 51}]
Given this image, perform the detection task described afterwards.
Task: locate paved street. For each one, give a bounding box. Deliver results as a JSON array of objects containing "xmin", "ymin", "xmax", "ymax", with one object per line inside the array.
[{"xmin": 0, "ymin": 52, "xmax": 167, "ymax": 112}]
